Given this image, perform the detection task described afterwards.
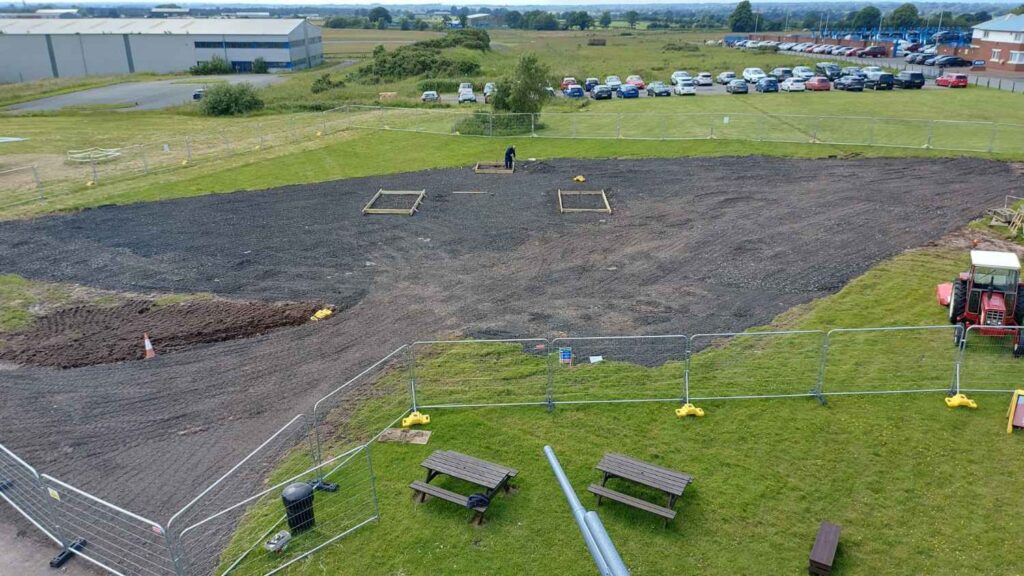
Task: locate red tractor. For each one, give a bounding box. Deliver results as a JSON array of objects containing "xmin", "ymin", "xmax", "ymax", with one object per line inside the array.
[{"xmin": 937, "ymin": 250, "xmax": 1024, "ymax": 355}]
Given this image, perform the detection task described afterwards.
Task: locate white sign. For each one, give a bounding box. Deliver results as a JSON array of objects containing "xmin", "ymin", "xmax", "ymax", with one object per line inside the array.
[
  {"xmin": 47, "ymin": 488, "xmax": 60, "ymax": 501},
  {"xmin": 723, "ymin": 116, "xmax": 730, "ymax": 124},
  {"xmin": 589, "ymin": 356, "xmax": 604, "ymax": 364}
]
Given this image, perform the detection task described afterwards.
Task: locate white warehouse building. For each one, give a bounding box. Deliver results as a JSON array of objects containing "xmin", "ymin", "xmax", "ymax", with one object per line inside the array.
[{"xmin": 0, "ymin": 18, "xmax": 323, "ymax": 83}]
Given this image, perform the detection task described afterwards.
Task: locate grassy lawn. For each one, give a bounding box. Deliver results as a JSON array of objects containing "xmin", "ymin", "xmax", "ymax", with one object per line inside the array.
[
  {"xmin": 218, "ymin": 246, "xmax": 1024, "ymax": 575},
  {"xmin": 0, "ymin": 274, "xmax": 71, "ymax": 332}
]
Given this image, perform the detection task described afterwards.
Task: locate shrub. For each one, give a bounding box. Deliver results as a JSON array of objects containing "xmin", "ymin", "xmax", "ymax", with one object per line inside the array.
[
  {"xmin": 490, "ymin": 54, "xmax": 550, "ymax": 115},
  {"xmin": 311, "ymin": 73, "xmax": 345, "ymax": 94},
  {"xmin": 453, "ymin": 112, "xmax": 539, "ymax": 136},
  {"xmin": 353, "ymin": 45, "xmax": 479, "ymax": 83},
  {"xmin": 663, "ymin": 42, "xmax": 700, "ymax": 52},
  {"xmin": 252, "ymin": 58, "xmax": 268, "ymax": 74},
  {"xmin": 189, "ymin": 57, "xmax": 233, "ymax": 75},
  {"xmin": 200, "ymin": 83, "xmax": 264, "ymax": 116},
  {"xmin": 416, "ymin": 79, "xmax": 482, "ymax": 92}
]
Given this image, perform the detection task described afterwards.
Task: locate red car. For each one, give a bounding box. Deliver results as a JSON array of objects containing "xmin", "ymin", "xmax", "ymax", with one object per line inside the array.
[
  {"xmin": 560, "ymin": 77, "xmax": 578, "ymax": 90},
  {"xmin": 805, "ymin": 76, "xmax": 831, "ymax": 91},
  {"xmin": 625, "ymin": 75, "xmax": 646, "ymax": 89},
  {"xmin": 936, "ymin": 73, "xmax": 969, "ymax": 88},
  {"xmin": 859, "ymin": 45, "xmax": 888, "ymax": 58},
  {"xmin": 847, "ymin": 47, "xmax": 867, "ymax": 57}
]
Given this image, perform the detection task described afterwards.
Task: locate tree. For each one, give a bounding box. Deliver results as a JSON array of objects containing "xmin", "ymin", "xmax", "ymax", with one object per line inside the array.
[
  {"xmin": 802, "ymin": 11, "xmax": 821, "ymax": 29},
  {"xmin": 852, "ymin": 6, "xmax": 882, "ymax": 30},
  {"xmin": 505, "ymin": 10, "xmax": 523, "ymax": 28},
  {"xmin": 252, "ymin": 57, "xmax": 268, "ymax": 74},
  {"xmin": 490, "ymin": 53, "xmax": 550, "ymax": 114},
  {"xmin": 565, "ymin": 11, "xmax": 594, "ymax": 30},
  {"xmin": 201, "ymin": 83, "xmax": 263, "ymax": 116},
  {"xmin": 625, "ymin": 10, "xmax": 639, "ymax": 28},
  {"xmin": 728, "ymin": 1, "xmax": 756, "ymax": 32},
  {"xmin": 368, "ymin": 7, "xmax": 392, "ymax": 25},
  {"xmin": 599, "ymin": 11, "xmax": 612, "ymax": 28},
  {"xmin": 889, "ymin": 3, "xmax": 920, "ymax": 29},
  {"xmin": 1011, "ymin": 5, "xmax": 1024, "ymax": 15},
  {"xmin": 458, "ymin": 14, "xmax": 468, "ymax": 28}
]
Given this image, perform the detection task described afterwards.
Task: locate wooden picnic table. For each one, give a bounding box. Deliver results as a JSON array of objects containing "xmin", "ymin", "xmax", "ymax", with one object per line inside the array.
[
  {"xmin": 589, "ymin": 453, "xmax": 693, "ymax": 527},
  {"xmin": 410, "ymin": 450, "xmax": 518, "ymax": 524}
]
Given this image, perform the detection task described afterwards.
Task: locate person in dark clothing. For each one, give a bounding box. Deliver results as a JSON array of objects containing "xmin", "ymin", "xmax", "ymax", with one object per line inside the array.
[{"xmin": 504, "ymin": 145, "xmax": 516, "ymax": 170}]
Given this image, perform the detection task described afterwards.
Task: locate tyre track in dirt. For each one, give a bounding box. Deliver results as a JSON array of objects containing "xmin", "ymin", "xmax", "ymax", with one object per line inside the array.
[{"xmin": 0, "ymin": 156, "xmax": 1016, "ymax": 522}]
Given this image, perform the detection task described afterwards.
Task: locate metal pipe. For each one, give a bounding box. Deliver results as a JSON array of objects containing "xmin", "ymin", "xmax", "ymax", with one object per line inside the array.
[{"xmin": 584, "ymin": 511, "xmax": 630, "ymax": 576}]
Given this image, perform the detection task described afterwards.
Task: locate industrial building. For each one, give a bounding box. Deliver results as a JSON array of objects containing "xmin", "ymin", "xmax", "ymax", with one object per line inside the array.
[{"xmin": 0, "ymin": 18, "xmax": 323, "ymax": 83}]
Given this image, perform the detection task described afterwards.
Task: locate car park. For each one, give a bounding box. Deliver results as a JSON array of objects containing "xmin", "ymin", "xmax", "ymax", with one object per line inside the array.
[
  {"xmin": 742, "ymin": 67, "xmax": 767, "ymax": 83},
  {"xmin": 840, "ymin": 67, "xmax": 865, "ymax": 79},
  {"xmin": 674, "ymin": 79, "xmax": 696, "ymax": 95},
  {"xmin": 805, "ymin": 76, "xmax": 831, "ymax": 91},
  {"xmin": 861, "ymin": 66, "xmax": 883, "ymax": 76},
  {"xmin": 864, "ymin": 73, "xmax": 894, "ymax": 90},
  {"xmin": 815, "ymin": 63, "xmax": 841, "ymax": 80},
  {"xmin": 935, "ymin": 55, "xmax": 972, "ymax": 67},
  {"xmin": 717, "ymin": 71, "xmax": 737, "ymax": 84},
  {"xmin": 780, "ymin": 77, "xmax": 806, "ymax": 92},
  {"xmin": 458, "ymin": 88, "xmax": 477, "ymax": 103},
  {"xmin": 755, "ymin": 77, "xmax": 779, "ymax": 93},
  {"xmin": 584, "ymin": 77, "xmax": 600, "ymax": 92},
  {"xmin": 834, "ymin": 76, "xmax": 865, "ymax": 91},
  {"xmin": 726, "ymin": 79, "xmax": 749, "ymax": 94},
  {"xmin": 909, "ymin": 53, "xmax": 931, "ymax": 64},
  {"xmin": 483, "ymin": 83, "xmax": 495, "ymax": 102},
  {"xmin": 936, "ymin": 73, "xmax": 969, "ymax": 88},
  {"xmin": 792, "ymin": 66, "xmax": 814, "ymax": 80},
  {"xmin": 605, "ymin": 75, "xmax": 623, "ymax": 91},
  {"xmin": 192, "ymin": 88, "xmax": 205, "ymax": 101},
  {"xmin": 771, "ymin": 67, "xmax": 793, "ymax": 80},
  {"xmin": 420, "ymin": 90, "xmax": 439, "ymax": 103},
  {"xmin": 458, "ymin": 82, "xmax": 473, "ymax": 92},
  {"xmin": 616, "ymin": 84, "xmax": 640, "ymax": 98},
  {"xmin": 564, "ymin": 84, "xmax": 585, "ymax": 98},
  {"xmin": 860, "ymin": 45, "xmax": 888, "ymax": 57},
  {"xmin": 590, "ymin": 85, "xmax": 613, "ymax": 99},
  {"xmin": 647, "ymin": 81, "xmax": 672, "ymax": 97},
  {"xmin": 625, "ymin": 75, "xmax": 646, "ymax": 89},
  {"xmin": 894, "ymin": 71, "xmax": 925, "ymax": 89},
  {"xmin": 695, "ymin": 72, "xmax": 714, "ymax": 86},
  {"xmin": 560, "ymin": 77, "xmax": 578, "ymax": 90},
  {"xmin": 847, "ymin": 47, "xmax": 867, "ymax": 57},
  {"xmin": 670, "ymin": 71, "xmax": 691, "ymax": 85}
]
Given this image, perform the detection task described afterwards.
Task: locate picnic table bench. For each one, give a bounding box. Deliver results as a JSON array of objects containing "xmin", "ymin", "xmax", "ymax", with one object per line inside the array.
[
  {"xmin": 808, "ymin": 521, "xmax": 841, "ymax": 575},
  {"xmin": 410, "ymin": 450, "xmax": 517, "ymax": 525},
  {"xmin": 587, "ymin": 453, "xmax": 693, "ymax": 527}
]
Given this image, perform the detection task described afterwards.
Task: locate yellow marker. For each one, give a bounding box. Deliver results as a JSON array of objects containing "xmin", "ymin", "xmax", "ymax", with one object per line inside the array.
[
  {"xmin": 310, "ymin": 308, "xmax": 333, "ymax": 321},
  {"xmin": 1007, "ymin": 390, "xmax": 1024, "ymax": 434},
  {"xmin": 675, "ymin": 403, "xmax": 705, "ymax": 418},
  {"xmin": 944, "ymin": 393, "xmax": 977, "ymax": 409},
  {"xmin": 402, "ymin": 411, "xmax": 430, "ymax": 427}
]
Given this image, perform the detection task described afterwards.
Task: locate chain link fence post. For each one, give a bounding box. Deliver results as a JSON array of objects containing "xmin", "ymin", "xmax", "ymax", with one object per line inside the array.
[
  {"xmin": 988, "ymin": 123, "xmax": 998, "ymax": 153},
  {"xmin": 31, "ymin": 165, "xmax": 43, "ymax": 201},
  {"xmin": 545, "ymin": 339, "xmax": 555, "ymax": 412},
  {"xmin": 616, "ymin": 113, "xmax": 622, "ymax": 139},
  {"xmin": 530, "ymin": 113, "xmax": 536, "ymax": 137},
  {"xmin": 867, "ymin": 118, "xmax": 876, "ymax": 146},
  {"xmin": 812, "ymin": 330, "xmax": 831, "ymax": 404},
  {"xmin": 185, "ymin": 136, "xmax": 192, "ymax": 162},
  {"xmin": 407, "ymin": 344, "xmax": 419, "ymax": 414},
  {"xmin": 682, "ymin": 336, "xmax": 691, "ymax": 404},
  {"xmin": 90, "ymin": 158, "xmax": 98, "ymax": 184},
  {"xmin": 924, "ymin": 121, "xmax": 934, "ymax": 149}
]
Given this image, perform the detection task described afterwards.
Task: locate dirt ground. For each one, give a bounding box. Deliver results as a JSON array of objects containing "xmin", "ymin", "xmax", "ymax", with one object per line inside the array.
[
  {"xmin": 0, "ymin": 299, "xmax": 324, "ymax": 368},
  {"xmin": 0, "ymin": 156, "xmax": 1016, "ymax": 527}
]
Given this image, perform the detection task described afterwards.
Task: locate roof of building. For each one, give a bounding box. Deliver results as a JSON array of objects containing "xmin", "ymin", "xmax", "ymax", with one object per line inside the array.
[
  {"xmin": 0, "ymin": 17, "xmax": 312, "ymax": 35},
  {"xmin": 973, "ymin": 14, "xmax": 1024, "ymax": 33},
  {"xmin": 971, "ymin": 250, "xmax": 1021, "ymax": 270}
]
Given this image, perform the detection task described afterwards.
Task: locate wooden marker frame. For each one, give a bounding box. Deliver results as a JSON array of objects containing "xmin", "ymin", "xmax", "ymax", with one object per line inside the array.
[
  {"xmin": 557, "ymin": 189, "xmax": 612, "ymax": 214},
  {"xmin": 362, "ymin": 189, "xmax": 426, "ymax": 216}
]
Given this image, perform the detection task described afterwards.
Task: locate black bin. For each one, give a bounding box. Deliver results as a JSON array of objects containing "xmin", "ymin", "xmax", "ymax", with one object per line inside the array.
[{"xmin": 282, "ymin": 483, "xmax": 315, "ymax": 534}]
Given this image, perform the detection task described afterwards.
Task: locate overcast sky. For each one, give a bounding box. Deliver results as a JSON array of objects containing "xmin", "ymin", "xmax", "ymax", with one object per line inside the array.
[{"xmin": 17, "ymin": 0, "xmax": 1019, "ymax": 4}]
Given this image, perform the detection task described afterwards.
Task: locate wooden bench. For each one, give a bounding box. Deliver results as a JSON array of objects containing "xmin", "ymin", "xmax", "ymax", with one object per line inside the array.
[
  {"xmin": 588, "ymin": 453, "xmax": 692, "ymax": 527},
  {"xmin": 411, "ymin": 450, "xmax": 517, "ymax": 525},
  {"xmin": 587, "ymin": 484, "xmax": 676, "ymax": 521},
  {"xmin": 409, "ymin": 480, "xmax": 488, "ymax": 524},
  {"xmin": 808, "ymin": 521, "xmax": 841, "ymax": 575}
]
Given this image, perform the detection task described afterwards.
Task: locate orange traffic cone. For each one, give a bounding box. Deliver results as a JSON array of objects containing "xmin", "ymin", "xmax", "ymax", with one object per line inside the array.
[{"xmin": 143, "ymin": 333, "xmax": 156, "ymax": 359}]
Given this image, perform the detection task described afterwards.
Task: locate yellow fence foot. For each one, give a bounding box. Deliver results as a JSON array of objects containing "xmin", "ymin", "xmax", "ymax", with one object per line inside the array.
[
  {"xmin": 945, "ymin": 394, "xmax": 977, "ymax": 409},
  {"xmin": 675, "ymin": 403, "xmax": 705, "ymax": 418},
  {"xmin": 402, "ymin": 411, "xmax": 431, "ymax": 427}
]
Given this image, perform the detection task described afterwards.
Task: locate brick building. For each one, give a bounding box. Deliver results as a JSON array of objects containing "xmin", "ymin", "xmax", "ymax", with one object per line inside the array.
[{"xmin": 969, "ymin": 14, "xmax": 1024, "ymax": 72}]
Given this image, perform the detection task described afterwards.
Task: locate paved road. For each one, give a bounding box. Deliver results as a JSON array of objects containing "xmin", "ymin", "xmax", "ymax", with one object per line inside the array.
[
  {"xmin": 6, "ymin": 75, "xmax": 283, "ymax": 113},
  {"xmin": 0, "ymin": 507, "xmax": 100, "ymax": 576}
]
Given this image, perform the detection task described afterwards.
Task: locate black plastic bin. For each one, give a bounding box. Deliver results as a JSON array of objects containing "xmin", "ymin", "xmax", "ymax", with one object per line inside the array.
[{"xmin": 282, "ymin": 483, "xmax": 315, "ymax": 534}]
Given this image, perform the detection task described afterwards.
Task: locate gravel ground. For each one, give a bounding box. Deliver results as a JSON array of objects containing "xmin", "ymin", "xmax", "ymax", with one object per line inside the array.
[{"xmin": 0, "ymin": 156, "xmax": 1015, "ymax": 526}]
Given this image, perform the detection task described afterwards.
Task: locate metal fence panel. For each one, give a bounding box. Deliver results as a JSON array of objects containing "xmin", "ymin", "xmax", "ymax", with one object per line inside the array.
[
  {"xmin": 819, "ymin": 326, "xmax": 959, "ymax": 396},
  {"xmin": 178, "ymin": 446, "xmax": 377, "ymax": 576},
  {"xmin": 549, "ymin": 336, "xmax": 687, "ymax": 404},
  {"xmin": 688, "ymin": 330, "xmax": 824, "ymax": 400},
  {"xmin": 411, "ymin": 339, "xmax": 549, "ymax": 408},
  {"xmin": 0, "ymin": 443, "xmax": 64, "ymax": 548},
  {"xmin": 40, "ymin": 474, "xmax": 178, "ymax": 576},
  {"xmin": 959, "ymin": 325, "xmax": 1024, "ymax": 393}
]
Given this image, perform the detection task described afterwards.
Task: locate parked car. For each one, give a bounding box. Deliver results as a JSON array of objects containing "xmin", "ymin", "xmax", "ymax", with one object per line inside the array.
[
  {"xmin": 805, "ymin": 76, "xmax": 831, "ymax": 91},
  {"xmin": 934, "ymin": 55, "xmax": 972, "ymax": 68},
  {"xmin": 771, "ymin": 67, "xmax": 793, "ymax": 80},
  {"xmin": 625, "ymin": 75, "xmax": 646, "ymax": 89},
  {"xmin": 742, "ymin": 67, "xmax": 767, "ymax": 83},
  {"xmin": 695, "ymin": 72, "xmax": 714, "ymax": 86},
  {"xmin": 716, "ymin": 71, "xmax": 737, "ymax": 84},
  {"xmin": 420, "ymin": 90, "xmax": 439, "ymax": 102},
  {"xmin": 192, "ymin": 88, "xmax": 205, "ymax": 101},
  {"xmin": 780, "ymin": 77, "xmax": 806, "ymax": 92},
  {"xmin": 861, "ymin": 66, "xmax": 883, "ymax": 76},
  {"xmin": 815, "ymin": 63, "xmax": 841, "ymax": 80},
  {"xmin": 674, "ymin": 79, "xmax": 696, "ymax": 95},
  {"xmin": 545, "ymin": 86, "xmax": 558, "ymax": 97},
  {"xmin": 483, "ymin": 82, "xmax": 496, "ymax": 96},
  {"xmin": 457, "ymin": 89, "xmax": 477, "ymax": 103},
  {"xmin": 647, "ymin": 81, "xmax": 672, "ymax": 97},
  {"xmin": 616, "ymin": 84, "xmax": 640, "ymax": 98},
  {"xmin": 847, "ymin": 47, "xmax": 867, "ymax": 57},
  {"xmin": 605, "ymin": 75, "xmax": 623, "ymax": 91},
  {"xmin": 726, "ymin": 79, "xmax": 749, "ymax": 94},
  {"xmin": 936, "ymin": 73, "xmax": 969, "ymax": 87},
  {"xmin": 840, "ymin": 67, "xmax": 865, "ymax": 79},
  {"xmin": 584, "ymin": 77, "xmax": 600, "ymax": 92},
  {"xmin": 670, "ymin": 70, "xmax": 691, "ymax": 85},
  {"xmin": 560, "ymin": 77, "xmax": 578, "ymax": 90},
  {"xmin": 908, "ymin": 53, "xmax": 931, "ymax": 64},
  {"xmin": 564, "ymin": 84, "xmax": 585, "ymax": 98},
  {"xmin": 755, "ymin": 77, "xmax": 779, "ymax": 93},
  {"xmin": 458, "ymin": 82, "xmax": 473, "ymax": 91},
  {"xmin": 864, "ymin": 73, "xmax": 894, "ymax": 90},
  {"xmin": 792, "ymin": 66, "xmax": 814, "ymax": 81},
  {"xmin": 860, "ymin": 45, "xmax": 888, "ymax": 57},
  {"xmin": 894, "ymin": 71, "xmax": 925, "ymax": 89},
  {"xmin": 834, "ymin": 75, "xmax": 865, "ymax": 91},
  {"xmin": 590, "ymin": 85, "xmax": 613, "ymax": 99}
]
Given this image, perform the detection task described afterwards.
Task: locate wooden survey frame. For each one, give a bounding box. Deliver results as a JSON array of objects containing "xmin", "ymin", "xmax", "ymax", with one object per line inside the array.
[
  {"xmin": 557, "ymin": 189, "xmax": 612, "ymax": 214},
  {"xmin": 362, "ymin": 189, "xmax": 426, "ymax": 216},
  {"xmin": 474, "ymin": 161, "xmax": 514, "ymax": 174}
]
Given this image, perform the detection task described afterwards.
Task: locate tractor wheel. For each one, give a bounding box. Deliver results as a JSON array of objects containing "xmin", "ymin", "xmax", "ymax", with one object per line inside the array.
[
  {"xmin": 948, "ymin": 279, "xmax": 967, "ymax": 324},
  {"xmin": 1015, "ymin": 286, "xmax": 1024, "ymax": 325}
]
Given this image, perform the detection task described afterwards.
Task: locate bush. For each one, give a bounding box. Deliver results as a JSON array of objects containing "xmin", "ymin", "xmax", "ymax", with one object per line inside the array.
[
  {"xmin": 663, "ymin": 42, "xmax": 700, "ymax": 52},
  {"xmin": 311, "ymin": 73, "xmax": 345, "ymax": 94},
  {"xmin": 453, "ymin": 112, "xmax": 539, "ymax": 136},
  {"xmin": 252, "ymin": 57, "xmax": 268, "ymax": 74},
  {"xmin": 189, "ymin": 57, "xmax": 233, "ymax": 75},
  {"xmin": 353, "ymin": 45, "xmax": 479, "ymax": 83},
  {"xmin": 416, "ymin": 79, "xmax": 482, "ymax": 92},
  {"xmin": 200, "ymin": 83, "xmax": 264, "ymax": 116}
]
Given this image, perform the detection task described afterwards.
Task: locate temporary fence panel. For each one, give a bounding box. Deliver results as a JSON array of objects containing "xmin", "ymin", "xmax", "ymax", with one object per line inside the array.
[
  {"xmin": 311, "ymin": 346, "xmax": 411, "ymax": 467},
  {"xmin": 178, "ymin": 446, "xmax": 377, "ymax": 576},
  {"xmin": 169, "ymin": 415, "xmax": 315, "ymax": 576},
  {"xmin": 0, "ymin": 443, "xmax": 64, "ymax": 548},
  {"xmin": 410, "ymin": 339, "xmax": 550, "ymax": 408},
  {"xmin": 818, "ymin": 326, "xmax": 960, "ymax": 396},
  {"xmin": 0, "ymin": 165, "xmax": 44, "ymax": 209},
  {"xmin": 40, "ymin": 474, "xmax": 178, "ymax": 576},
  {"xmin": 687, "ymin": 330, "xmax": 824, "ymax": 401},
  {"xmin": 549, "ymin": 336, "xmax": 687, "ymax": 404},
  {"xmin": 959, "ymin": 325, "xmax": 1024, "ymax": 393}
]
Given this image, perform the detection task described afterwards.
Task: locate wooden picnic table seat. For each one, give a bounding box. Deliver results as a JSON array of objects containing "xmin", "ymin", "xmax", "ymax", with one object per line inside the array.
[
  {"xmin": 808, "ymin": 521, "xmax": 841, "ymax": 575},
  {"xmin": 411, "ymin": 450, "xmax": 517, "ymax": 525},
  {"xmin": 587, "ymin": 484, "xmax": 676, "ymax": 522},
  {"xmin": 409, "ymin": 480, "xmax": 489, "ymax": 524},
  {"xmin": 589, "ymin": 453, "xmax": 693, "ymax": 527}
]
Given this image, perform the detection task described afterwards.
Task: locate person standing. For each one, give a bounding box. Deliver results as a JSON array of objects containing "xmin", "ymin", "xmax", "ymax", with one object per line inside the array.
[{"xmin": 504, "ymin": 145, "xmax": 516, "ymax": 170}]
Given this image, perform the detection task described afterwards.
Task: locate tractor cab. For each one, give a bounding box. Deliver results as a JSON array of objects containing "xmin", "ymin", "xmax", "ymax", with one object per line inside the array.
[{"xmin": 939, "ymin": 251, "xmax": 1024, "ymax": 350}]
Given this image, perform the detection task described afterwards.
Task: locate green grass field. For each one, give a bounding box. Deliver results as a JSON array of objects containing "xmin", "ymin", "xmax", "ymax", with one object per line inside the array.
[{"xmin": 216, "ymin": 246, "xmax": 1024, "ymax": 576}]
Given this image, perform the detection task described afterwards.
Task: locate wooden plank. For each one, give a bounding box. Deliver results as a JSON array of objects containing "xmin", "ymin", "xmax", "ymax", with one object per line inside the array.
[
  {"xmin": 587, "ymin": 484, "xmax": 676, "ymax": 520},
  {"xmin": 421, "ymin": 450, "xmax": 515, "ymax": 489},
  {"xmin": 557, "ymin": 189, "xmax": 612, "ymax": 214},
  {"xmin": 410, "ymin": 481, "xmax": 487, "ymax": 513},
  {"xmin": 363, "ymin": 189, "xmax": 426, "ymax": 216},
  {"xmin": 598, "ymin": 453, "xmax": 692, "ymax": 495},
  {"xmin": 474, "ymin": 161, "xmax": 513, "ymax": 174},
  {"xmin": 808, "ymin": 521, "xmax": 841, "ymax": 570}
]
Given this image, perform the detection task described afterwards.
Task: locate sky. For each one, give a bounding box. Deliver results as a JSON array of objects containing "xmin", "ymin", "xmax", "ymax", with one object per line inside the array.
[{"xmin": 15, "ymin": 0, "xmax": 1017, "ymax": 6}]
